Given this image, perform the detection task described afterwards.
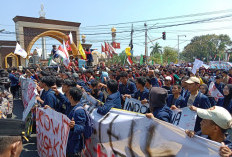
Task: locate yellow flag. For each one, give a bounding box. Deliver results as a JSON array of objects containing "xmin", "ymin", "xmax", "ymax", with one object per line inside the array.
[
  {"xmin": 78, "ymin": 42, "xmax": 86, "ymax": 59},
  {"xmin": 125, "ymin": 47, "xmax": 131, "ymax": 56}
]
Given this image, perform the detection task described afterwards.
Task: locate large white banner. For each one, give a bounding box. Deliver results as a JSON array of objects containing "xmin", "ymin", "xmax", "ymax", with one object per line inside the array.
[
  {"xmin": 36, "ymin": 108, "xmax": 71, "ymax": 157},
  {"xmin": 124, "ymin": 98, "xmax": 149, "ymax": 114},
  {"xmin": 21, "ymin": 79, "xmax": 37, "ymax": 121},
  {"xmin": 81, "ymin": 105, "xmax": 221, "ymax": 157},
  {"xmin": 172, "ymin": 107, "xmax": 197, "ymax": 130}
]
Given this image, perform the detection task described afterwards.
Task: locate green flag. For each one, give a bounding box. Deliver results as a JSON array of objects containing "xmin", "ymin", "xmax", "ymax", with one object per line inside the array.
[
  {"xmin": 47, "ymin": 56, "xmax": 53, "ymax": 66},
  {"xmin": 140, "ymin": 55, "xmax": 143, "ymax": 65}
]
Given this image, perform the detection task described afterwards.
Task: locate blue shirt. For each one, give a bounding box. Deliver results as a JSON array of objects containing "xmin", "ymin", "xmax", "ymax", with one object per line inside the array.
[
  {"xmin": 97, "ymin": 91, "xmax": 121, "ymax": 115},
  {"xmin": 151, "ymin": 77, "xmax": 159, "ymax": 87},
  {"xmin": 152, "ymin": 105, "xmax": 173, "ymax": 123},
  {"xmin": 217, "ymin": 98, "xmax": 232, "ymax": 114},
  {"xmin": 41, "ymin": 89, "xmax": 57, "ymax": 109},
  {"xmin": 132, "ymin": 88, "xmax": 149, "ymax": 101},
  {"xmin": 119, "ymin": 81, "xmax": 137, "ymax": 96},
  {"xmin": 8, "ymin": 73, "xmax": 18, "ymax": 87},
  {"xmin": 166, "ymin": 94, "xmax": 185, "ymax": 108},
  {"xmin": 67, "ymin": 102, "xmax": 86, "ymax": 154}
]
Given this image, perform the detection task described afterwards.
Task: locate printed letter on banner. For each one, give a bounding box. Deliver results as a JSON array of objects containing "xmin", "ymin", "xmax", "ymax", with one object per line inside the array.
[
  {"xmin": 123, "ymin": 98, "xmax": 149, "ymax": 114},
  {"xmin": 171, "ymin": 107, "xmax": 197, "ymax": 130},
  {"xmin": 36, "ymin": 108, "xmax": 70, "ymax": 157}
]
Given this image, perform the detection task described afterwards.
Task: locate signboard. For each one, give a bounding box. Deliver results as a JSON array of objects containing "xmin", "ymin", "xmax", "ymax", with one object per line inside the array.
[
  {"xmin": 36, "ymin": 108, "xmax": 71, "ymax": 157},
  {"xmin": 124, "ymin": 98, "xmax": 149, "ymax": 114},
  {"xmin": 78, "ymin": 59, "xmax": 86, "ymax": 68}
]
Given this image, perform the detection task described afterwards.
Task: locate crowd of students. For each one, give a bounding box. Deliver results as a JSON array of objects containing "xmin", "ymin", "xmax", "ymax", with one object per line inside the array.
[{"xmin": 1, "ymin": 62, "xmax": 232, "ymax": 156}]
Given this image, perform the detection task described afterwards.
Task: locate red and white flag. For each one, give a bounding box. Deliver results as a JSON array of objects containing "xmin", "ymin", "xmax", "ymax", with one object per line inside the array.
[
  {"xmin": 127, "ymin": 56, "xmax": 133, "ymax": 65},
  {"xmin": 112, "ymin": 42, "xmax": 120, "ymax": 49},
  {"xmin": 105, "ymin": 42, "xmax": 109, "ymax": 52},
  {"xmin": 208, "ymin": 82, "xmax": 224, "ymax": 101},
  {"xmin": 101, "ymin": 44, "xmax": 105, "ymax": 52},
  {"xmin": 108, "ymin": 43, "xmax": 117, "ymax": 55},
  {"xmin": 65, "ymin": 40, "xmax": 72, "ymax": 51},
  {"xmin": 14, "ymin": 43, "xmax": 27, "ymax": 58}
]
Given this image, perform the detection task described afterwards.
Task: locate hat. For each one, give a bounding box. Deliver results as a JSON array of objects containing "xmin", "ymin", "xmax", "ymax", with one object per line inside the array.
[
  {"xmin": 0, "ymin": 119, "xmax": 28, "ymax": 141},
  {"xmin": 165, "ymin": 76, "xmax": 172, "ymax": 81},
  {"xmin": 149, "ymin": 87, "xmax": 168, "ymax": 108},
  {"xmin": 154, "ymin": 69, "xmax": 159, "ymax": 73},
  {"xmin": 185, "ymin": 77, "xmax": 200, "ymax": 84},
  {"xmin": 96, "ymin": 71, "xmax": 99, "ymax": 75},
  {"xmin": 197, "ymin": 106, "xmax": 232, "ymax": 130},
  {"xmin": 72, "ymin": 73, "xmax": 79, "ymax": 78}
]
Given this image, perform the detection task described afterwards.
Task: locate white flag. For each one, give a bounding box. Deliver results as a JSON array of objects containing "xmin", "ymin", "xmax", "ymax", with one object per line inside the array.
[
  {"xmin": 35, "ymin": 47, "xmax": 42, "ymax": 57},
  {"xmin": 192, "ymin": 59, "xmax": 203, "ymax": 74},
  {"xmin": 63, "ymin": 40, "xmax": 70, "ymax": 67},
  {"xmin": 208, "ymin": 82, "xmax": 224, "ymax": 101},
  {"xmin": 14, "ymin": 43, "xmax": 27, "ymax": 58},
  {"xmin": 69, "ymin": 32, "xmax": 73, "ymax": 44}
]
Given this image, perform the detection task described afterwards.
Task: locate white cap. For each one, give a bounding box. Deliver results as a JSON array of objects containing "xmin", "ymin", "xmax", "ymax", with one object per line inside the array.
[
  {"xmin": 185, "ymin": 77, "xmax": 200, "ymax": 84},
  {"xmin": 154, "ymin": 69, "xmax": 159, "ymax": 73},
  {"xmin": 197, "ymin": 106, "xmax": 232, "ymax": 130},
  {"xmin": 165, "ymin": 76, "xmax": 172, "ymax": 81}
]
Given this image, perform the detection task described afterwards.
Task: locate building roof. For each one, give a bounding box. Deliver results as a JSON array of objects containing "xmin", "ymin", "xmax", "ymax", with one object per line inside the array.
[{"xmin": 13, "ymin": 16, "xmax": 81, "ymax": 27}]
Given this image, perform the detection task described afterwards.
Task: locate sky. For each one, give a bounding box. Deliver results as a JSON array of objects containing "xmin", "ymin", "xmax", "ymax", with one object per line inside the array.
[{"xmin": 1, "ymin": 0, "xmax": 232, "ymax": 57}]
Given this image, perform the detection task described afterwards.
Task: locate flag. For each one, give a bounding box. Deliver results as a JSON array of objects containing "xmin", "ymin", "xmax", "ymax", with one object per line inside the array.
[
  {"xmin": 36, "ymin": 48, "xmax": 42, "ymax": 57},
  {"xmin": 208, "ymin": 82, "xmax": 224, "ymax": 101},
  {"xmin": 125, "ymin": 47, "xmax": 131, "ymax": 56},
  {"xmin": 108, "ymin": 43, "xmax": 117, "ymax": 55},
  {"xmin": 14, "ymin": 43, "xmax": 27, "ymax": 58},
  {"xmin": 112, "ymin": 42, "xmax": 120, "ymax": 49},
  {"xmin": 127, "ymin": 56, "xmax": 133, "ymax": 65},
  {"xmin": 47, "ymin": 56, "xmax": 57, "ymax": 66},
  {"xmin": 105, "ymin": 42, "xmax": 109, "ymax": 52},
  {"xmin": 56, "ymin": 45, "xmax": 67, "ymax": 59},
  {"xmin": 69, "ymin": 32, "xmax": 73, "ymax": 44},
  {"xmin": 78, "ymin": 42, "xmax": 86, "ymax": 59},
  {"xmin": 140, "ymin": 55, "xmax": 143, "ymax": 65},
  {"xmin": 65, "ymin": 40, "xmax": 72, "ymax": 51},
  {"xmin": 101, "ymin": 44, "xmax": 105, "ymax": 52}
]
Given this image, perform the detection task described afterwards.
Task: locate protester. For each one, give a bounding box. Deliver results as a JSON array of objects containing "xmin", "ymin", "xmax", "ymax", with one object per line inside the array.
[
  {"xmin": 222, "ymin": 71, "xmax": 232, "ymax": 85},
  {"xmin": 0, "ymin": 86, "xmax": 9, "ymax": 119},
  {"xmin": 97, "ymin": 80, "xmax": 121, "ymax": 115},
  {"xmin": 180, "ymin": 76, "xmax": 190, "ymax": 98},
  {"xmin": 148, "ymin": 70, "xmax": 159, "ymax": 87},
  {"xmin": 7, "ymin": 68, "xmax": 19, "ymax": 99},
  {"xmin": 162, "ymin": 76, "xmax": 172, "ymax": 94},
  {"xmin": 217, "ymin": 84, "xmax": 232, "ymax": 114},
  {"xmin": 88, "ymin": 79, "xmax": 105, "ymax": 102},
  {"xmin": 199, "ymin": 84, "xmax": 216, "ymax": 106},
  {"xmin": 215, "ymin": 75, "xmax": 225, "ymax": 95},
  {"xmin": 186, "ymin": 106, "xmax": 232, "ymax": 157},
  {"xmin": 146, "ymin": 87, "xmax": 173, "ymax": 123},
  {"xmin": 185, "ymin": 77, "xmax": 211, "ymax": 132},
  {"xmin": 167, "ymin": 84, "xmax": 185, "ymax": 109}
]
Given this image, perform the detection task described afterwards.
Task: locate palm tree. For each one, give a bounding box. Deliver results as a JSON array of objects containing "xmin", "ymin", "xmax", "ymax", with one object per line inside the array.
[{"xmin": 150, "ymin": 42, "xmax": 162, "ymax": 56}]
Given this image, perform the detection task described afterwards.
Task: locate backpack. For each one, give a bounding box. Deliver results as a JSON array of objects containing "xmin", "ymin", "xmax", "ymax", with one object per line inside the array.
[{"xmin": 73, "ymin": 106, "xmax": 93, "ymax": 140}]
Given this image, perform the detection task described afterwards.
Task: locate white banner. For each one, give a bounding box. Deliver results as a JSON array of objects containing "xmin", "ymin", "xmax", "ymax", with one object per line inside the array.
[
  {"xmin": 172, "ymin": 107, "xmax": 197, "ymax": 130},
  {"xmin": 21, "ymin": 79, "xmax": 37, "ymax": 121},
  {"xmin": 208, "ymin": 82, "xmax": 224, "ymax": 101},
  {"xmin": 36, "ymin": 108, "xmax": 71, "ymax": 157},
  {"xmin": 123, "ymin": 98, "xmax": 149, "ymax": 114},
  {"xmin": 192, "ymin": 59, "xmax": 203, "ymax": 75},
  {"xmin": 81, "ymin": 106, "xmax": 221, "ymax": 157}
]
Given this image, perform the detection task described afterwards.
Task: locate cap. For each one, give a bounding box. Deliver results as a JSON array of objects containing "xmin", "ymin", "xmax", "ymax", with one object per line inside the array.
[
  {"xmin": 72, "ymin": 73, "xmax": 79, "ymax": 78},
  {"xmin": 197, "ymin": 106, "xmax": 232, "ymax": 130},
  {"xmin": 165, "ymin": 76, "xmax": 172, "ymax": 81},
  {"xmin": 154, "ymin": 69, "xmax": 159, "ymax": 73},
  {"xmin": 0, "ymin": 119, "xmax": 28, "ymax": 141},
  {"xmin": 185, "ymin": 77, "xmax": 200, "ymax": 84}
]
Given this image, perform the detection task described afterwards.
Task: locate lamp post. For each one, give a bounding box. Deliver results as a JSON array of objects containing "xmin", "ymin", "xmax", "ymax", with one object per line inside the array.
[
  {"xmin": 81, "ymin": 35, "xmax": 86, "ymax": 44},
  {"xmin": 178, "ymin": 35, "xmax": 186, "ymax": 62},
  {"xmin": 111, "ymin": 27, "xmax": 116, "ymax": 45}
]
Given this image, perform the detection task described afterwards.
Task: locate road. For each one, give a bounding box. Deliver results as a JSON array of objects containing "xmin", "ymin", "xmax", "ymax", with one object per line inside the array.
[{"xmin": 12, "ymin": 99, "xmax": 39, "ymax": 157}]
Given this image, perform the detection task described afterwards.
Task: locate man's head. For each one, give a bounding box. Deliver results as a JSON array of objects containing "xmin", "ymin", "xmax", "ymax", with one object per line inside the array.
[
  {"xmin": 41, "ymin": 76, "xmax": 56, "ymax": 88},
  {"xmin": 149, "ymin": 87, "xmax": 168, "ymax": 112},
  {"xmin": 215, "ymin": 75, "xmax": 223, "ymax": 84},
  {"xmin": 185, "ymin": 77, "xmax": 200, "ymax": 93},
  {"xmin": 62, "ymin": 79, "xmax": 76, "ymax": 93},
  {"xmin": 86, "ymin": 69, "xmax": 93, "ymax": 78},
  {"xmin": 120, "ymin": 71, "xmax": 128, "ymax": 85},
  {"xmin": 145, "ymin": 77, "xmax": 152, "ymax": 89},
  {"xmin": 52, "ymin": 45, "xmax": 56, "ymax": 49},
  {"xmin": 172, "ymin": 84, "xmax": 181, "ymax": 95},
  {"xmin": 148, "ymin": 70, "xmax": 154, "ymax": 78},
  {"xmin": 135, "ymin": 77, "xmax": 146, "ymax": 90},
  {"xmin": 164, "ymin": 76, "xmax": 172, "ymax": 86},
  {"xmin": 222, "ymin": 70, "xmax": 228, "ymax": 77},
  {"xmin": 67, "ymin": 87, "xmax": 83, "ymax": 105},
  {"xmin": 197, "ymin": 106, "xmax": 232, "ymax": 136},
  {"xmin": 106, "ymin": 80, "xmax": 118, "ymax": 94},
  {"xmin": 0, "ymin": 119, "xmax": 26, "ymax": 157},
  {"xmin": 88, "ymin": 80, "xmax": 99, "ymax": 89},
  {"xmin": 181, "ymin": 76, "xmax": 189, "ymax": 88}
]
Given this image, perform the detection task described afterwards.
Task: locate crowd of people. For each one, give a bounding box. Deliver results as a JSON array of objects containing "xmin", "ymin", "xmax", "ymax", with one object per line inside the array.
[{"xmin": 1, "ymin": 61, "xmax": 232, "ymax": 156}]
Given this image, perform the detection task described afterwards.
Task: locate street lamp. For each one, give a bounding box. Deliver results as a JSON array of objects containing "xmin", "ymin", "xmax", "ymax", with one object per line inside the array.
[
  {"xmin": 81, "ymin": 34, "xmax": 86, "ymax": 44},
  {"xmin": 178, "ymin": 35, "xmax": 186, "ymax": 61},
  {"xmin": 111, "ymin": 27, "xmax": 116, "ymax": 44}
]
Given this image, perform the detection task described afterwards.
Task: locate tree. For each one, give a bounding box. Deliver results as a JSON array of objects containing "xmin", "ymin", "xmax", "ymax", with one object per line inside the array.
[
  {"xmin": 163, "ymin": 46, "xmax": 178, "ymax": 63},
  {"xmin": 150, "ymin": 42, "xmax": 162, "ymax": 56},
  {"xmin": 181, "ymin": 34, "xmax": 232, "ymax": 62}
]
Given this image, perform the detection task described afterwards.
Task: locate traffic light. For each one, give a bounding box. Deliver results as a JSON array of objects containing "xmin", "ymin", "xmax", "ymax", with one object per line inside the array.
[{"xmin": 162, "ymin": 32, "xmax": 166, "ymax": 40}]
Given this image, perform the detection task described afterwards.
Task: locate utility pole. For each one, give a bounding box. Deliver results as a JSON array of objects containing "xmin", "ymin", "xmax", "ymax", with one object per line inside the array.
[
  {"xmin": 144, "ymin": 23, "xmax": 148, "ymax": 63},
  {"xmin": 130, "ymin": 24, "xmax": 134, "ymax": 56},
  {"xmin": 177, "ymin": 35, "xmax": 186, "ymax": 62}
]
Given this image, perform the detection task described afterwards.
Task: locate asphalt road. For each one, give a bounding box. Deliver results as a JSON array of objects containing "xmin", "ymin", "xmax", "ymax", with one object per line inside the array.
[{"xmin": 12, "ymin": 99, "xmax": 39, "ymax": 157}]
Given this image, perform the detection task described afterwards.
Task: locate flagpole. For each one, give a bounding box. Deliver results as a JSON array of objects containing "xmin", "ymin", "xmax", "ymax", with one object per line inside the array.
[{"xmin": 123, "ymin": 53, "xmax": 127, "ymax": 66}]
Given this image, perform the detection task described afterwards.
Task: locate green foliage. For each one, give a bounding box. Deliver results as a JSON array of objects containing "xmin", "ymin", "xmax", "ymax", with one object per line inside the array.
[
  {"xmin": 150, "ymin": 53, "xmax": 162, "ymax": 64},
  {"xmin": 150, "ymin": 42, "xmax": 162, "ymax": 56},
  {"xmin": 181, "ymin": 34, "xmax": 232, "ymax": 62},
  {"xmin": 163, "ymin": 46, "xmax": 178, "ymax": 63},
  {"xmin": 107, "ymin": 51, "xmax": 127, "ymax": 65}
]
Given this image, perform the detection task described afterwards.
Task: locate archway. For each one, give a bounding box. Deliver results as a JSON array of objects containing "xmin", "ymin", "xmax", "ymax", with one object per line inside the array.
[
  {"xmin": 5, "ymin": 52, "xmax": 19, "ymax": 68},
  {"xmin": 26, "ymin": 30, "xmax": 80, "ymax": 59}
]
